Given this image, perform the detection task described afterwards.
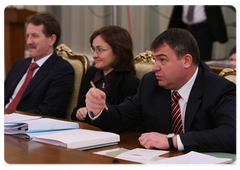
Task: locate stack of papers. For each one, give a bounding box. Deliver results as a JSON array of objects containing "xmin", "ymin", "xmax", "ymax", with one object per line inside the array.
[
  {"xmin": 4, "ymin": 113, "xmax": 42, "ymax": 123},
  {"xmin": 32, "ymin": 129, "xmax": 120, "ymax": 150},
  {"xmin": 4, "ymin": 113, "xmax": 79, "ymax": 139},
  {"xmin": 5, "ymin": 113, "xmax": 120, "ymax": 150},
  {"xmin": 4, "ymin": 123, "xmax": 28, "ymax": 134}
]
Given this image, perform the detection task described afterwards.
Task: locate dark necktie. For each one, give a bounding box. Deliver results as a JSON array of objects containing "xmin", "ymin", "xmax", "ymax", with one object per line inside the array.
[
  {"xmin": 187, "ymin": 5, "xmax": 195, "ymax": 22},
  {"xmin": 7, "ymin": 63, "xmax": 39, "ymax": 110},
  {"xmin": 171, "ymin": 91, "xmax": 183, "ymax": 134}
]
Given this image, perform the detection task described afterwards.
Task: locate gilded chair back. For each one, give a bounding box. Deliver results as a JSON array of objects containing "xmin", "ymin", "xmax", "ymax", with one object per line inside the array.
[
  {"xmin": 219, "ymin": 68, "xmax": 236, "ymax": 84},
  {"xmin": 56, "ymin": 44, "xmax": 90, "ymax": 120},
  {"xmin": 134, "ymin": 50, "xmax": 155, "ymax": 79}
]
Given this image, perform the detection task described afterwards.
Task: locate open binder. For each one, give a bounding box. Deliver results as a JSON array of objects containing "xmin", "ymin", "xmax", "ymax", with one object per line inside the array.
[{"xmin": 4, "ymin": 113, "xmax": 79, "ymax": 139}]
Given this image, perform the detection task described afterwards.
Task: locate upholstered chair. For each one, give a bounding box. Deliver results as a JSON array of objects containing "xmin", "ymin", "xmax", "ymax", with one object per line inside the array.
[{"xmin": 56, "ymin": 44, "xmax": 90, "ymax": 119}]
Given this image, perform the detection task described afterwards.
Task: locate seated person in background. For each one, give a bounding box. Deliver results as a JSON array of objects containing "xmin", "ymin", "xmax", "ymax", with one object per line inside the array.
[
  {"xmin": 85, "ymin": 28, "xmax": 236, "ymax": 153},
  {"xmin": 71, "ymin": 25, "xmax": 140, "ymax": 121},
  {"xmin": 229, "ymin": 46, "xmax": 236, "ymax": 61},
  {"xmin": 4, "ymin": 12, "xmax": 74, "ymax": 119}
]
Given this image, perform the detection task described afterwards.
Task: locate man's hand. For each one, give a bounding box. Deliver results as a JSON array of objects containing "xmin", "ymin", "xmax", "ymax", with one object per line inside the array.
[
  {"xmin": 85, "ymin": 88, "xmax": 107, "ymax": 117},
  {"xmin": 139, "ymin": 132, "xmax": 171, "ymax": 150}
]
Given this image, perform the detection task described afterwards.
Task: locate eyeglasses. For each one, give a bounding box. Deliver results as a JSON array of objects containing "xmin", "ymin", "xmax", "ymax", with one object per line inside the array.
[{"xmin": 90, "ymin": 47, "xmax": 111, "ymax": 54}]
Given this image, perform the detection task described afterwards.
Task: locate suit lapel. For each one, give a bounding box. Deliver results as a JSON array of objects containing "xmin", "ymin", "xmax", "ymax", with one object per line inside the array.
[
  {"xmin": 5, "ymin": 59, "xmax": 32, "ymax": 103},
  {"xmin": 106, "ymin": 72, "xmax": 123, "ymax": 104},
  {"xmin": 21, "ymin": 52, "xmax": 58, "ymax": 99},
  {"xmin": 184, "ymin": 66, "xmax": 204, "ymax": 132},
  {"xmin": 155, "ymin": 87, "xmax": 172, "ymax": 132}
]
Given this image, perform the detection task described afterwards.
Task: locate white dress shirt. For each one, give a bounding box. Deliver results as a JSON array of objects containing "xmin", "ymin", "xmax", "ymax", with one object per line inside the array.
[
  {"xmin": 89, "ymin": 67, "xmax": 199, "ymax": 151},
  {"xmin": 182, "ymin": 5, "xmax": 207, "ymax": 25},
  {"xmin": 173, "ymin": 67, "xmax": 199, "ymax": 151}
]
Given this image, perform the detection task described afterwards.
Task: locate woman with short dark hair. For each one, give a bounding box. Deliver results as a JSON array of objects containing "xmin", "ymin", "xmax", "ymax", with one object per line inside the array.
[{"xmin": 71, "ymin": 25, "xmax": 140, "ymax": 121}]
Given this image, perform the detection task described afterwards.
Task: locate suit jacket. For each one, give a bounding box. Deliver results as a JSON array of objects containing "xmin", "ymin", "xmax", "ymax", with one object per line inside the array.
[
  {"xmin": 71, "ymin": 66, "xmax": 140, "ymax": 120},
  {"xmin": 5, "ymin": 51, "xmax": 74, "ymax": 118},
  {"xmin": 86, "ymin": 62, "xmax": 236, "ymax": 152},
  {"xmin": 168, "ymin": 6, "xmax": 228, "ymax": 43}
]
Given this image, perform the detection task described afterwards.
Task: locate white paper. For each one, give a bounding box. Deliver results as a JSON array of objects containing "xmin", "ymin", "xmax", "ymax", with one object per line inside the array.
[
  {"xmin": 4, "ymin": 113, "xmax": 41, "ymax": 123},
  {"xmin": 33, "ymin": 129, "xmax": 120, "ymax": 149},
  {"xmin": 116, "ymin": 148, "xmax": 169, "ymax": 163},
  {"xmin": 22, "ymin": 118, "xmax": 79, "ymax": 132},
  {"xmin": 94, "ymin": 148, "xmax": 125, "ymax": 155},
  {"xmin": 148, "ymin": 151, "xmax": 232, "ymax": 164}
]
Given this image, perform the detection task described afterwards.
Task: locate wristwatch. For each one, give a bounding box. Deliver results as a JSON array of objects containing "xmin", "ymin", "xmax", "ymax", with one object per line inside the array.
[{"xmin": 167, "ymin": 133, "xmax": 176, "ymax": 150}]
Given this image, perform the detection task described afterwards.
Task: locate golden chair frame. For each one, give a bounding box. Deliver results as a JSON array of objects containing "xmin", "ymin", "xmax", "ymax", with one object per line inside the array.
[
  {"xmin": 56, "ymin": 44, "xmax": 90, "ymax": 120},
  {"xmin": 219, "ymin": 68, "xmax": 236, "ymax": 84},
  {"xmin": 134, "ymin": 50, "xmax": 155, "ymax": 79}
]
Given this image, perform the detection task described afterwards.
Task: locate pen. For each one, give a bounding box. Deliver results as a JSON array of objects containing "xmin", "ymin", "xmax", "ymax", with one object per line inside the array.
[{"xmin": 90, "ymin": 81, "xmax": 109, "ymax": 112}]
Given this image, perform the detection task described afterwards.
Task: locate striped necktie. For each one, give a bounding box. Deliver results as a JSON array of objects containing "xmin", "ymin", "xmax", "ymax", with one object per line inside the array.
[{"xmin": 171, "ymin": 91, "xmax": 183, "ymax": 134}]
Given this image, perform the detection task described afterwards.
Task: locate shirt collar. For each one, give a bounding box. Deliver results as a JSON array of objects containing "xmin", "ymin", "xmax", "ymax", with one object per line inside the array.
[
  {"xmin": 172, "ymin": 67, "xmax": 199, "ymax": 102},
  {"xmin": 94, "ymin": 69, "xmax": 104, "ymax": 83},
  {"xmin": 31, "ymin": 53, "xmax": 52, "ymax": 67},
  {"xmin": 93, "ymin": 69, "xmax": 115, "ymax": 83}
]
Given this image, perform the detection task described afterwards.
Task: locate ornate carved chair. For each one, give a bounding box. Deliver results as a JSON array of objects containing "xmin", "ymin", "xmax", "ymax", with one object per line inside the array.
[
  {"xmin": 134, "ymin": 50, "xmax": 155, "ymax": 79},
  {"xmin": 56, "ymin": 44, "xmax": 90, "ymax": 120},
  {"xmin": 219, "ymin": 68, "xmax": 237, "ymax": 84}
]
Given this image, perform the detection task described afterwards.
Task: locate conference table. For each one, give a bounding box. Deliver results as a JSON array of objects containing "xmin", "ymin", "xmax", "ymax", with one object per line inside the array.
[
  {"xmin": 4, "ymin": 109, "xmax": 184, "ymax": 164},
  {"xmin": 205, "ymin": 59, "xmax": 236, "ymax": 75}
]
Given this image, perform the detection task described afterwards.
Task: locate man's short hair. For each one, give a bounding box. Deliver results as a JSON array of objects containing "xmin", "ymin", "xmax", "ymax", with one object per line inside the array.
[
  {"xmin": 151, "ymin": 28, "xmax": 200, "ymax": 65},
  {"xmin": 27, "ymin": 12, "xmax": 61, "ymax": 48}
]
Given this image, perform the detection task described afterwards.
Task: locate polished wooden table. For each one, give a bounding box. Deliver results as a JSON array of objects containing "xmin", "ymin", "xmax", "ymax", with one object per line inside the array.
[
  {"xmin": 205, "ymin": 60, "xmax": 236, "ymax": 75},
  {"xmin": 4, "ymin": 110, "xmax": 183, "ymax": 164}
]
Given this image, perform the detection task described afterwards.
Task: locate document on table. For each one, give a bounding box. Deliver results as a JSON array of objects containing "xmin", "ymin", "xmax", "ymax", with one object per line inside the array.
[
  {"xmin": 4, "ymin": 123, "xmax": 28, "ymax": 134},
  {"xmin": 32, "ymin": 129, "xmax": 120, "ymax": 150},
  {"xmin": 116, "ymin": 148, "xmax": 169, "ymax": 163},
  {"xmin": 4, "ymin": 118, "xmax": 79, "ymax": 134},
  {"xmin": 4, "ymin": 113, "xmax": 42, "ymax": 123},
  {"xmin": 147, "ymin": 151, "xmax": 232, "ymax": 164},
  {"xmin": 94, "ymin": 148, "xmax": 169, "ymax": 163},
  {"xmin": 203, "ymin": 152, "xmax": 236, "ymax": 163},
  {"xmin": 4, "ymin": 113, "xmax": 79, "ymax": 139},
  {"xmin": 94, "ymin": 148, "xmax": 129, "ymax": 157}
]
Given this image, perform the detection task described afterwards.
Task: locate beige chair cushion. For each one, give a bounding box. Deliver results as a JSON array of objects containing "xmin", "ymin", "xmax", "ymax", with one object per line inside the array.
[
  {"xmin": 224, "ymin": 75, "xmax": 236, "ymax": 84},
  {"xmin": 56, "ymin": 44, "xmax": 89, "ymax": 120},
  {"xmin": 134, "ymin": 50, "xmax": 155, "ymax": 79},
  {"xmin": 135, "ymin": 63, "xmax": 154, "ymax": 79}
]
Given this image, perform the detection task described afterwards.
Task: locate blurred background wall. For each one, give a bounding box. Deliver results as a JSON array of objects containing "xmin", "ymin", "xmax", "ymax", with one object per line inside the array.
[{"xmin": 2, "ymin": 3, "xmax": 237, "ymax": 80}]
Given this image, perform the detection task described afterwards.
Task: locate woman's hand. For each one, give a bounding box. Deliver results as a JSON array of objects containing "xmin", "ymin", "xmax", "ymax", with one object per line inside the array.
[{"xmin": 76, "ymin": 107, "xmax": 88, "ymax": 121}]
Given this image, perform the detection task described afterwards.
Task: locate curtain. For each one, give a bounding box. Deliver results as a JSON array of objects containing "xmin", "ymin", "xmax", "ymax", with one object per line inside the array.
[{"xmin": 24, "ymin": 5, "xmax": 235, "ymax": 62}]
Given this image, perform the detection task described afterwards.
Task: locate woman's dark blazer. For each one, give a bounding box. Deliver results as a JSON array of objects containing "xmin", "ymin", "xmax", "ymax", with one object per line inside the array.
[{"xmin": 71, "ymin": 66, "xmax": 140, "ymax": 120}]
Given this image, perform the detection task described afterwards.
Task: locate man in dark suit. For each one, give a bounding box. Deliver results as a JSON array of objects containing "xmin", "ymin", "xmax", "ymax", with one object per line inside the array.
[
  {"xmin": 5, "ymin": 12, "xmax": 74, "ymax": 119},
  {"xmin": 168, "ymin": 5, "xmax": 228, "ymax": 60},
  {"xmin": 85, "ymin": 28, "xmax": 236, "ymax": 152}
]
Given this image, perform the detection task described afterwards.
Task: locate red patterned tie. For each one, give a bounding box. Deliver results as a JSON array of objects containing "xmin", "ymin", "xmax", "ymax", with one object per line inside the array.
[
  {"xmin": 171, "ymin": 91, "xmax": 183, "ymax": 134},
  {"xmin": 7, "ymin": 63, "xmax": 39, "ymax": 110}
]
